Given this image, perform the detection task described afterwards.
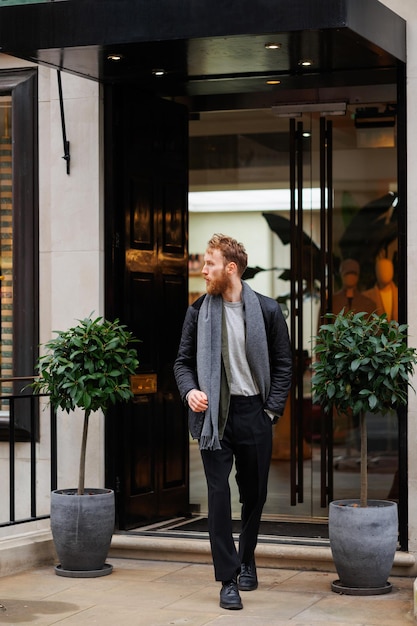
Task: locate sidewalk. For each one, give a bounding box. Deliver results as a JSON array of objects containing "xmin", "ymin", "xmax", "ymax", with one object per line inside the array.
[{"xmin": 0, "ymin": 557, "xmax": 414, "ymax": 625}]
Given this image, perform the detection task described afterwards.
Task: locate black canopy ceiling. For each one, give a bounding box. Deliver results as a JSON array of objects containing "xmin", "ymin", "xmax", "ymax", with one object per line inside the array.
[{"xmin": 0, "ymin": 0, "xmax": 405, "ymax": 103}]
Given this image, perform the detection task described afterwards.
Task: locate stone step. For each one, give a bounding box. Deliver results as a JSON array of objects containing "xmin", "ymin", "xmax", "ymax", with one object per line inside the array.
[{"xmin": 109, "ymin": 533, "xmax": 416, "ymax": 578}]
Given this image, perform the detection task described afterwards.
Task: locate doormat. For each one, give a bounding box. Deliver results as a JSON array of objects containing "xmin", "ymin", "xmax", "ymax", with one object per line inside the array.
[{"xmin": 158, "ymin": 517, "xmax": 329, "ymax": 539}]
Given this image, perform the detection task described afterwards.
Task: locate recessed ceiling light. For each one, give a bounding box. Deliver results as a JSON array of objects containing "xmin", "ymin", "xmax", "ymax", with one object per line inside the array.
[
  {"xmin": 265, "ymin": 43, "xmax": 282, "ymax": 50},
  {"xmin": 266, "ymin": 79, "xmax": 281, "ymax": 85},
  {"xmin": 107, "ymin": 53, "xmax": 123, "ymax": 62},
  {"xmin": 299, "ymin": 59, "xmax": 313, "ymax": 67},
  {"xmin": 152, "ymin": 69, "xmax": 166, "ymax": 76}
]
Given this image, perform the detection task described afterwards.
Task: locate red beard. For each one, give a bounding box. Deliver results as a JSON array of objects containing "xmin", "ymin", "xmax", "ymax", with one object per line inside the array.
[{"xmin": 206, "ymin": 270, "xmax": 230, "ymax": 296}]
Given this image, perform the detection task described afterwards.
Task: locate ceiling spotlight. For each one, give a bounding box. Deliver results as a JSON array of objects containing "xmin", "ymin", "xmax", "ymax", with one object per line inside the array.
[
  {"xmin": 107, "ymin": 53, "xmax": 123, "ymax": 62},
  {"xmin": 299, "ymin": 59, "xmax": 313, "ymax": 67},
  {"xmin": 266, "ymin": 79, "xmax": 281, "ymax": 85},
  {"xmin": 152, "ymin": 69, "xmax": 166, "ymax": 76},
  {"xmin": 265, "ymin": 42, "xmax": 282, "ymax": 50}
]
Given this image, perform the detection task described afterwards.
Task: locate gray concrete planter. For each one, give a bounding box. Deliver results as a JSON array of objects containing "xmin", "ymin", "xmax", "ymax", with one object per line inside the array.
[
  {"xmin": 329, "ymin": 499, "xmax": 398, "ymax": 595},
  {"xmin": 51, "ymin": 488, "xmax": 115, "ymax": 577}
]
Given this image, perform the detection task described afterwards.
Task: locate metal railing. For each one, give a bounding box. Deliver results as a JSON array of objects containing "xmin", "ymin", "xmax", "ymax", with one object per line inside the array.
[{"xmin": 0, "ymin": 377, "xmax": 57, "ymax": 527}]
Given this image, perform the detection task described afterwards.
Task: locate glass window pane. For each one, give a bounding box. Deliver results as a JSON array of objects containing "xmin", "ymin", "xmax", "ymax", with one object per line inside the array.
[{"xmin": 0, "ymin": 96, "xmax": 12, "ymax": 405}]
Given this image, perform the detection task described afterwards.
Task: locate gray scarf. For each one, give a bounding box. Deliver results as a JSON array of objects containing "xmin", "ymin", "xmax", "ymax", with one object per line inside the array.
[{"xmin": 197, "ymin": 281, "xmax": 270, "ymax": 450}]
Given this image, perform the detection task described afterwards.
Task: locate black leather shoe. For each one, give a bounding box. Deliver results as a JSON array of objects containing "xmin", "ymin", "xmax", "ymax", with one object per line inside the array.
[
  {"xmin": 238, "ymin": 560, "xmax": 258, "ymax": 591},
  {"xmin": 220, "ymin": 578, "xmax": 243, "ymax": 610}
]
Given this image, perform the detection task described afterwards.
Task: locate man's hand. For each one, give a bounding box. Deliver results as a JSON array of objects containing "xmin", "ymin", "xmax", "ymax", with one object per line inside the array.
[{"xmin": 187, "ymin": 389, "xmax": 208, "ymax": 413}]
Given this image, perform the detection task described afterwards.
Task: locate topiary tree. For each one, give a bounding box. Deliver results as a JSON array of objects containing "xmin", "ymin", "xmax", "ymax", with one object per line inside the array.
[
  {"xmin": 312, "ymin": 310, "xmax": 417, "ymax": 507},
  {"xmin": 32, "ymin": 316, "xmax": 139, "ymax": 495}
]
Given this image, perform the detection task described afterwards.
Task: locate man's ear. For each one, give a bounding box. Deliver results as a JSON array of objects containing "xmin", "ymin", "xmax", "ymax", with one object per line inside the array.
[{"xmin": 227, "ymin": 261, "xmax": 237, "ymax": 274}]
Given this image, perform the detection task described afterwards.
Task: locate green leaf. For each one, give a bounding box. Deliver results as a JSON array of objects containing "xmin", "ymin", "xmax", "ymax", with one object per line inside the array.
[
  {"xmin": 390, "ymin": 364, "xmax": 400, "ymax": 378},
  {"xmin": 327, "ymin": 383, "xmax": 335, "ymax": 399}
]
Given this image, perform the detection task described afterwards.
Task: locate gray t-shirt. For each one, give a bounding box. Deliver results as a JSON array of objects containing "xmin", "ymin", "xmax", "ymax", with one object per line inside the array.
[{"xmin": 223, "ymin": 300, "xmax": 259, "ymax": 396}]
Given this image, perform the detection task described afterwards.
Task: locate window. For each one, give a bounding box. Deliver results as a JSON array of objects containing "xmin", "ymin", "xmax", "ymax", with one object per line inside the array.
[
  {"xmin": 0, "ymin": 70, "xmax": 38, "ymax": 438},
  {"xmin": 0, "ymin": 96, "xmax": 12, "ymax": 393}
]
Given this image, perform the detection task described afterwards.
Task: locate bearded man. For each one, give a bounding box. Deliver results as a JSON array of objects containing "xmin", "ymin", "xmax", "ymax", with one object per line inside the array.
[{"xmin": 174, "ymin": 233, "xmax": 292, "ymax": 611}]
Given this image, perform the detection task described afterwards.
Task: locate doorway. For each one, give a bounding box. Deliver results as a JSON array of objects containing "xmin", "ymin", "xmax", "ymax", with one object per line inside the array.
[
  {"xmin": 187, "ymin": 103, "xmax": 400, "ymax": 522},
  {"xmin": 104, "ymin": 88, "xmax": 190, "ymax": 530}
]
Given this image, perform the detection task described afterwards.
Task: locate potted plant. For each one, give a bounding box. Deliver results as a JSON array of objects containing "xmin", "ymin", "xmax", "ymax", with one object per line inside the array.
[
  {"xmin": 32, "ymin": 315, "xmax": 139, "ymax": 577},
  {"xmin": 312, "ymin": 309, "xmax": 417, "ymax": 595}
]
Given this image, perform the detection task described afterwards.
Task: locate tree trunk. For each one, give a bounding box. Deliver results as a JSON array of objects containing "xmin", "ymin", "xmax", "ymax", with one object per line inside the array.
[
  {"xmin": 78, "ymin": 410, "xmax": 90, "ymax": 495},
  {"xmin": 360, "ymin": 410, "xmax": 368, "ymax": 507}
]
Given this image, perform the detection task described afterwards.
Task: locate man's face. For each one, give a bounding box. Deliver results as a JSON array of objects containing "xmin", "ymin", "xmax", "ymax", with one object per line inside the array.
[{"xmin": 202, "ymin": 248, "xmax": 230, "ymax": 296}]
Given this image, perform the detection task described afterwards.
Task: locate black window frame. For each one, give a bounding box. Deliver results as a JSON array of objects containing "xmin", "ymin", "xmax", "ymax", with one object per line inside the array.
[{"xmin": 0, "ymin": 68, "xmax": 39, "ymax": 440}]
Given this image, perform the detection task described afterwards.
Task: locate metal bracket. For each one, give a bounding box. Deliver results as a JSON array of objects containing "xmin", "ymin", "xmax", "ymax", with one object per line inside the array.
[{"xmin": 57, "ymin": 70, "xmax": 70, "ymax": 175}]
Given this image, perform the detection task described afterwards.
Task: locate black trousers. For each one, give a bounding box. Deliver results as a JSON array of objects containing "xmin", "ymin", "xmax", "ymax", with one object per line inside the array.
[{"xmin": 200, "ymin": 394, "xmax": 273, "ymax": 582}]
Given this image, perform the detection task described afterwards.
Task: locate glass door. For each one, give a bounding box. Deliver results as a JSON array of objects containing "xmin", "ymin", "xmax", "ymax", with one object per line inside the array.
[
  {"xmin": 188, "ymin": 102, "xmax": 399, "ymax": 523},
  {"xmin": 326, "ymin": 106, "xmax": 399, "ymax": 508},
  {"xmin": 287, "ymin": 106, "xmax": 399, "ymax": 519}
]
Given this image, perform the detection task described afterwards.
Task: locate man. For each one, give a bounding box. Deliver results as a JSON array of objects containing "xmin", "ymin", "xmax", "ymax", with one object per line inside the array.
[{"xmin": 174, "ymin": 234, "xmax": 292, "ymax": 610}]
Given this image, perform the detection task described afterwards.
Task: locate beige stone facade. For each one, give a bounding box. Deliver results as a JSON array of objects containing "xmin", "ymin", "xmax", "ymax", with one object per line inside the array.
[{"xmin": 0, "ymin": 0, "xmax": 416, "ymax": 577}]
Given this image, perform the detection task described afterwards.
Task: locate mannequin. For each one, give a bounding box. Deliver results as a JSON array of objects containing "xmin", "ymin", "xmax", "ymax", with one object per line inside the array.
[
  {"xmin": 363, "ymin": 258, "xmax": 399, "ymax": 500},
  {"xmin": 363, "ymin": 258, "xmax": 398, "ymax": 321},
  {"xmin": 332, "ymin": 258, "xmax": 376, "ymax": 315}
]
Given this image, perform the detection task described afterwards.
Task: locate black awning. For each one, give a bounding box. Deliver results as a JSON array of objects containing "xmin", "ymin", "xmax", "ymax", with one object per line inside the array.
[{"xmin": 0, "ymin": 0, "xmax": 405, "ymax": 95}]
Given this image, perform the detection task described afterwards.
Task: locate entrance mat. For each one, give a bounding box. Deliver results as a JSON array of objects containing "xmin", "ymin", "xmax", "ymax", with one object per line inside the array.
[{"xmin": 162, "ymin": 517, "xmax": 329, "ymax": 539}]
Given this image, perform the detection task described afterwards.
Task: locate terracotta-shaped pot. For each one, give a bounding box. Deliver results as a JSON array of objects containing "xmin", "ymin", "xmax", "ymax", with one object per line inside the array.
[
  {"xmin": 329, "ymin": 499, "xmax": 398, "ymax": 595},
  {"xmin": 51, "ymin": 488, "xmax": 115, "ymax": 576}
]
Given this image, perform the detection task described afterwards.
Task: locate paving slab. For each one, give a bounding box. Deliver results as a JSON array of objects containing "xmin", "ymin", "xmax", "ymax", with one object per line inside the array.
[{"xmin": 0, "ymin": 558, "xmax": 413, "ymax": 625}]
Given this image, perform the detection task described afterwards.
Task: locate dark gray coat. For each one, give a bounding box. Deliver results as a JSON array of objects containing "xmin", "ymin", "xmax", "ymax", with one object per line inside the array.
[{"xmin": 174, "ymin": 291, "xmax": 292, "ymax": 440}]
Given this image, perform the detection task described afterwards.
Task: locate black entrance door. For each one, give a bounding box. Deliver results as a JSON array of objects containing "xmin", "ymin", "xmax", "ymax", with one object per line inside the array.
[{"xmin": 104, "ymin": 86, "xmax": 189, "ymax": 529}]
